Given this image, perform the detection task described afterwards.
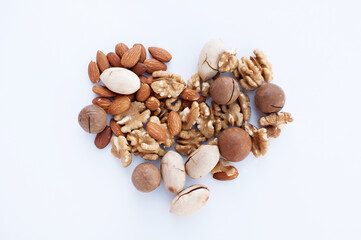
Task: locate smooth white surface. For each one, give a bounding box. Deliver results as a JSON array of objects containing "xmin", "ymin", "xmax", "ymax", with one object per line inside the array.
[{"xmin": 1, "ymin": 0, "xmax": 361, "ymax": 239}]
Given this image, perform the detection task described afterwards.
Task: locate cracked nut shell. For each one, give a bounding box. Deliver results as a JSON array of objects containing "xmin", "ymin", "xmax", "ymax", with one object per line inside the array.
[
  {"xmin": 255, "ymin": 83, "xmax": 285, "ymax": 113},
  {"xmin": 132, "ymin": 163, "xmax": 161, "ymax": 193},
  {"xmin": 78, "ymin": 105, "xmax": 107, "ymax": 134},
  {"xmin": 210, "ymin": 76, "xmax": 240, "ymax": 105},
  {"xmin": 161, "ymin": 151, "xmax": 186, "ymax": 194},
  {"xmin": 185, "ymin": 145, "xmax": 220, "ymax": 179},
  {"xmin": 218, "ymin": 127, "xmax": 252, "ymax": 162}
]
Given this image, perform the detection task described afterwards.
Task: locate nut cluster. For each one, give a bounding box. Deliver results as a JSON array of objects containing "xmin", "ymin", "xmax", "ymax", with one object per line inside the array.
[{"xmin": 79, "ymin": 39, "xmax": 294, "ymax": 217}]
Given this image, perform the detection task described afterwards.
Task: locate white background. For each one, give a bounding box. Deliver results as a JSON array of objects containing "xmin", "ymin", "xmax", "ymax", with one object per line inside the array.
[{"xmin": 1, "ymin": 0, "xmax": 361, "ymax": 239}]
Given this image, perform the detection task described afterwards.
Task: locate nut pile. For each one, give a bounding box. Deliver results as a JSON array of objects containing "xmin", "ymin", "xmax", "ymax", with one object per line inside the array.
[{"xmin": 79, "ymin": 39, "xmax": 294, "ymax": 217}]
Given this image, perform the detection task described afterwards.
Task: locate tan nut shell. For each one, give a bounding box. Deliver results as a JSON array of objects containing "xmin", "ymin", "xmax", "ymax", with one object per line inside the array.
[
  {"xmin": 170, "ymin": 184, "xmax": 210, "ymax": 217},
  {"xmin": 161, "ymin": 151, "xmax": 186, "ymax": 194},
  {"xmin": 185, "ymin": 145, "xmax": 220, "ymax": 179},
  {"xmin": 197, "ymin": 39, "xmax": 225, "ymax": 80},
  {"xmin": 100, "ymin": 67, "xmax": 140, "ymax": 94}
]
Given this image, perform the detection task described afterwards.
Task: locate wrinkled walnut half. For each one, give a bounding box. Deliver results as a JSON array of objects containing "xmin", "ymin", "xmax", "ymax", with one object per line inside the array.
[
  {"xmin": 238, "ymin": 49, "xmax": 273, "ymax": 91},
  {"xmin": 212, "ymin": 101, "xmax": 243, "ymax": 129},
  {"xmin": 259, "ymin": 112, "xmax": 294, "ymax": 127},
  {"xmin": 243, "ymin": 122, "xmax": 269, "ymax": 158},
  {"xmin": 149, "ymin": 116, "xmax": 175, "ymax": 148},
  {"xmin": 151, "ymin": 71, "xmax": 186, "ymax": 98},
  {"xmin": 114, "ymin": 102, "xmax": 151, "ymax": 133},
  {"xmin": 208, "ymin": 138, "xmax": 218, "ymax": 145},
  {"xmin": 218, "ymin": 48, "xmax": 239, "ymax": 73},
  {"xmin": 211, "ymin": 159, "xmax": 237, "ymax": 175},
  {"xmin": 175, "ymin": 129, "xmax": 207, "ymax": 155},
  {"xmin": 127, "ymin": 128, "xmax": 163, "ymax": 160},
  {"xmin": 266, "ymin": 125, "xmax": 281, "ymax": 138},
  {"xmin": 197, "ymin": 102, "xmax": 214, "ymax": 139},
  {"xmin": 238, "ymin": 91, "xmax": 251, "ymax": 121},
  {"xmin": 111, "ymin": 136, "xmax": 132, "ymax": 167},
  {"xmin": 187, "ymin": 73, "xmax": 201, "ymax": 92},
  {"xmin": 201, "ymin": 78, "xmax": 212, "ymax": 97},
  {"xmin": 179, "ymin": 101, "xmax": 200, "ymax": 130},
  {"xmin": 165, "ymin": 97, "xmax": 182, "ymax": 112}
]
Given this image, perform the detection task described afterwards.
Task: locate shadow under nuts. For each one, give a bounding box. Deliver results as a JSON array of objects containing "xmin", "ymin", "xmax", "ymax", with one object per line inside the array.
[
  {"xmin": 170, "ymin": 184, "xmax": 210, "ymax": 217},
  {"xmin": 161, "ymin": 151, "xmax": 186, "ymax": 194},
  {"xmin": 210, "ymin": 76, "xmax": 240, "ymax": 105},
  {"xmin": 185, "ymin": 145, "xmax": 220, "ymax": 179},
  {"xmin": 132, "ymin": 162, "xmax": 161, "ymax": 193}
]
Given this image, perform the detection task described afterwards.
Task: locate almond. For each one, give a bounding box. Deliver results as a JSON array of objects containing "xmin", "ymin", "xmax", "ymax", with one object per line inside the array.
[
  {"xmin": 180, "ymin": 88, "xmax": 200, "ymax": 101},
  {"xmin": 94, "ymin": 126, "xmax": 112, "ymax": 149},
  {"xmin": 167, "ymin": 111, "xmax": 182, "ymax": 136},
  {"xmin": 92, "ymin": 85, "xmax": 116, "ymax": 98},
  {"xmin": 146, "ymin": 76, "xmax": 153, "ymax": 85},
  {"xmin": 144, "ymin": 59, "xmax": 167, "ymax": 73},
  {"xmin": 115, "ymin": 43, "xmax": 129, "ymax": 58},
  {"xmin": 134, "ymin": 43, "xmax": 146, "ymax": 62},
  {"xmin": 107, "ymin": 52, "xmax": 122, "ymax": 67},
  {"xmin": 182, "ymin": 95, "xmax": 206, "ymax": 108},
  {"xmin": 121, "ymin": 45, "xmax": 141, "ymax": 68},
  {"xmin": 115, "ymin": 93, "xmax": 135, "ymax": 102},
  {"xmin": 88, "ymin": 61, "xmax": 100, "ymax": 83},
  {"xmin": 108, "ymin": 95, "xmax": 131, "ymax": 115},
  {"xmin": 92, "ymin": 97, "xmax": 112, "ymax": 111},
  {"xmin": 213, "ymin": 167, "xmax": 239, "ymax": 181},
  {"xmin": 146, "ymin": 122, "xmax": 167, "ymax": 141},
  {"xmin": 139, "ymin": 75, "xmax": 147, "ymax": 84},
  {"xmin": 96, "ymin": 50, "xmax": 110, "ymax": 72},
  {"xmin": 136, "ymin": 83, "xmax": 151, "ymax": 102},
  {"xmin": 145, "ymin": 97, "xmax": 160, "ymax": 111},
  {"xmin": 148, "ymin": 47, "xmax": 172, "ymax": 62},
  {"xmin": 131, "ymin": 62, "xmax": 147, "ymax": 76},
  {"xmin": 110, "ymin": 119, "xmax": 125, "ymax": 137}
]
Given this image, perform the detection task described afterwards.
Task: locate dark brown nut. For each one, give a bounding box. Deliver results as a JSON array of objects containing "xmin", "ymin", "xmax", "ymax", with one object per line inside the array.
[
  {"xmin": 255, "ymin": 83, "xmax": 285, "ymax": 113},
  {"xmin": 136, "ymin": 83, "xmax": 151, "ymax": 102},
  {"xmin": 218, "ymin": 127, "xmax": 252, "ymax": 162},
  {"xmin": 131, "ymin": 162, "xmax": 161, "ymax": 193},
  {"xmin": 92, "ymin": 85, "xmax": 117, "ymax": 98},
  {"xmin": 145, "ymin": 97, "xmax": 160, "ymax": 111},
  {"xmin": 110, "ymin": 119, "xmax": 125, "ymax": 137},
  {"xmin": 107, "ymin": 95, "xmax": 131, "ymax": 115},
  {"xmin": 210, "ymin": 76, "xmax": 240, "ymax": 105},
  {"xmin": 131, "ymin": 62, "xmax": 147, "ymax": 76},
  {"xmin": 88, "ymin": 61, "xmax": 100, "ymax": 83},
  {"xmin": 106, "ymin": 52, "xmax": 122, "ymax": 67},
  {"xmin": 94, "ymin": 126, "xmax": 112, "ymax": 149},
  {"xmin": 78, "ymin": 105, "xmax": 107, "ymax": 134},
  {"xmin": 96, "ymin": 50, "xmax": 110, "ymax": 72},
  {"xmin": 139, "ymin": 75, "xmax": 147, "ymax": 84},
  {"xmin": 134, "ymin": 43, "xmax": 146, "ymax": 62},
  {"xmin": 92, "ymin": 97, "xmax": 112, "ymax": 112},
  {"xmin": 115, "ymin": 43, "xmax": 129, "ymax": 58},
  {"xmin": 115, "ymin": 93, "xmax": 135, "ymax": 102},
  {"xmin": 180, "ymin": 88, "xmax": 200, "ymax": 101}
]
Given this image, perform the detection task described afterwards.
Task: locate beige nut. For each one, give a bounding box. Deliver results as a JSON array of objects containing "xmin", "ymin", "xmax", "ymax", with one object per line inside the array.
[
  {"xmin": 161, "ymin": 151, "xmax": 186, "ymax": 194},
  {"xmin": 185, "ymin": 145, "xmax": 220, "ymax": 179},
  {"xmin": 197, "ymin": 39, "xmax": 225, "ymax": 80},
  {"xmin": 170, "ymin": 184, "xmax": 210, "ymax": 217}
]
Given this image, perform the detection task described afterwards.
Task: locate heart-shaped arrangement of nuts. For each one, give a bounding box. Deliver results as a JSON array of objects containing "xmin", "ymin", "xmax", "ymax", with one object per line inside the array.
[{"xmin": 78, "ymin": 39, "xmax": 294, "ymax": 217}]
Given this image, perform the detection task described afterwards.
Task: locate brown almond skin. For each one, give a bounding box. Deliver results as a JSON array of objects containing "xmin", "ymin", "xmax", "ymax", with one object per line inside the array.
[
  {"xmin": 94, "ymin": 126, "xmax": 112, "ymax": 149},
  {"xmin": 255, "ymin": 83, "xmax": 285, "ymax": 113},
  {"xmin": 146, "ymin": 76, "xmax": 153, "ymax": 85},
  {"xmin": 132, "ymin": 163, "xmax": 161, "ymax": 193},
  {"xmin": 213, "ymin": 167, "xmax": 239, "ymax": 181},
  {"xmin": 148, "ymin": 47, "xmax": 172, "ymax": 62},
  {"xmin": 218, "ymin": 127, "xmax": 252, "ymax": 162},
  {"xmin": 134, "ymin": 43, "xmax": 146, "ymax": 62},
  {"xmin": 147, "ymin": 122, "xmax": 167, "ymax": 141},
  {"xmin": 144, "ymin": 59, "xmax": 167, "ymax": 73},
  {"xmin": 168, "ymin": 111, "xmax": 182, "ymax": 136},
  {"xmin": 115, "ymin": 43, "xmax": 129, "ymax": 58},
  {"xmin": 108, "ymin": 96, "xmax": 131, "ymax": 115},
  {"xmin": 92, "ymin": 85, "xmax": 116, "ymax": 98},
  {"xmin": 88, "ymin": 61, "xmax": 100, "ymax": 83},
  {"xmin": 210, "ymin": 76, "xmax": 240, "ymax": 105},
  {"xmin": 106, "ymin": 52, "xmax": 122, "ymax": 67},
  {"xmin": 115, "ymin": 93, "xmax": 135, "ymax": 102},
  {"xmin": 136, "ymin": 83, "xmax": 151, "ymax": 102},
  {"xmin": 180, "ymin": 88, "xmax": 200, "ymax": 101},
  {"xmin": 110, "ymin": 119, "xmax": 125, "ymax": 137},
  {"xmin": 78, "ymin": 105, "xmax": 107, "ymax": 134},
  {"xmin": 121, "ymin": 45, "xmax": 141, "ymax": 68},
  {"xmin": 131, "ymin": 62, "xmax": 147, "ymax": 76},
  {"xmin": 145, "ymin": 97, "xmax": 160, "ymax": 111},
  {"xmin": 96, "ymin": 50, "xmax": 110, "ymax": 72},
  {"xmin": 92, "ymin": 97, "xmax": 112, "ymax": 111}
]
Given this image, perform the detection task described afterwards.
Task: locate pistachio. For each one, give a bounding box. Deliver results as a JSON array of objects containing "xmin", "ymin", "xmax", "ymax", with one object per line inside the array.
[
  {"xmin": 170, "ymin": 184, "xmax": 210, "ymax": 217},
  {"xmin": 161, "ymin": 151, "xmax": 186, "ymax": 194},
  {"xmin": 185, "ymin": 145, "xmax": 220, "ymax": 179}
]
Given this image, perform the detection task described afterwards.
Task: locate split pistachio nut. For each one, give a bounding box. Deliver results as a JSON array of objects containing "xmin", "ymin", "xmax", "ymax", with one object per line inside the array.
[
  {"xmin": 185, "ymin": 145, "xmax": 220, "ymax": 179},
  {"xmin": 170, "ymin": 184, "xmax": 210, "ymax": 217},
  {"xmin": 161, "ymin": 151, "xmax": 186, "ymax": 194}
]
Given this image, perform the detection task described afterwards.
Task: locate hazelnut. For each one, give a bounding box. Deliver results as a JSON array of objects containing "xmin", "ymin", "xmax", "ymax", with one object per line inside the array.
[
  {"xmin": 255, "ymin": 83, "xmax": 285, "ymax": 113},
  {"xmin": 78, "ymin": 105, "xmax": 107, "ymax": 134},
  {"xmin": 132, "ymin": 163, "xmax": 161, "ymax": 193},
  {"xmin": 218, "ymin": 127, "xmax": 252, "ymax": 162},
  {"xmin": 210, "ymin": 76, "xmax": 240, "ymax": 105}
]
